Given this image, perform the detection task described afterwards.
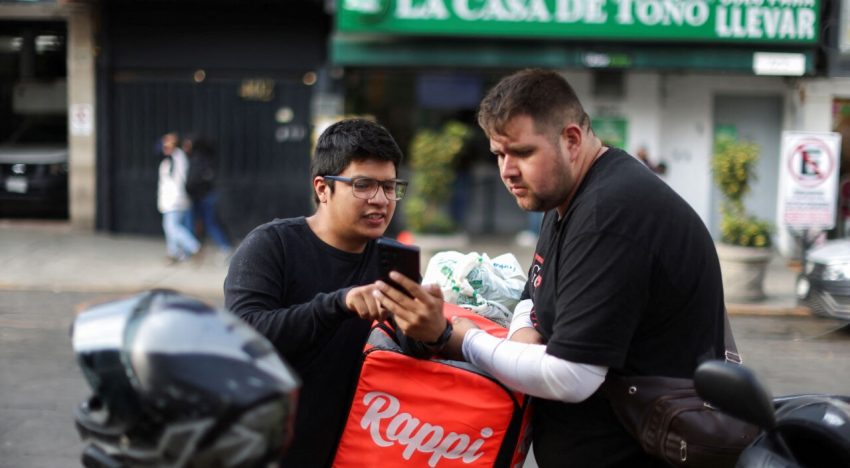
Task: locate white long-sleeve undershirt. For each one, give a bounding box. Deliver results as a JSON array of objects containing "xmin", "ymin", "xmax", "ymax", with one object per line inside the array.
[
  {"xmin": 507, "ymin": 299, "xmax": 534, "ymax": 339},
  {"xmin": 462, "ymin": 328, "xmax": 608, "ymax": 403}
]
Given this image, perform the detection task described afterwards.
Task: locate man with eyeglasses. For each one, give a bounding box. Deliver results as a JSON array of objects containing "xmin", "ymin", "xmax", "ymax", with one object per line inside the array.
[{"xmin": 224, "ymin": 118, "xmax": 414, "ymax": 467}]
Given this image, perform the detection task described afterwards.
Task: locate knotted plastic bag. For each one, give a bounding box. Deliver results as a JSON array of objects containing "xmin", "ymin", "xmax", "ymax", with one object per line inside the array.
[{"xmin": 422, "ymin": 251, "xmax": 527, "ymax": 327}]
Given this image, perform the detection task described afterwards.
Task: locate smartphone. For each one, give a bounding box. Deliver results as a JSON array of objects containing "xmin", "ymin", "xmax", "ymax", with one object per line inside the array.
[{"xmin": 376, "ymin": 238, "xmax": 421, "ymax": 297}]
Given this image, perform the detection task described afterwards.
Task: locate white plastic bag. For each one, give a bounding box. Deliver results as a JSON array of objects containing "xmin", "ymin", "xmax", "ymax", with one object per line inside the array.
[{"xmin": 423, "ymin": 251, "xmax": 527, "ymax": 327}]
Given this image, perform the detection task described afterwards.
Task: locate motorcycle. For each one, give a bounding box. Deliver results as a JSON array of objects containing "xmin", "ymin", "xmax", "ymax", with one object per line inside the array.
[{"xmin": 694, "ymin": 360, "xmax": 850, "ymax": 467}]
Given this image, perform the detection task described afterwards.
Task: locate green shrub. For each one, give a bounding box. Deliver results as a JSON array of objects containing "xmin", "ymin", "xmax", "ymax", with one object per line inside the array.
[
  {"xmin": 711, "ymin": 138, "xmax": 773, "ymax": 248},
  {"xmin": 406, "ymin": 121, "xmax": 470, "ymax": 233},
  {"xmin": 719, "ymin": 212, "xmax": 773, "ymax": 248}
]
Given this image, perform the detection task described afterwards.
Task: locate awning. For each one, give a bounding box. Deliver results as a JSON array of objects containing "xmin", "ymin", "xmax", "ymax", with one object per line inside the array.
[{"xmin": 331, "ymin": 34, "xmax": 815, "ymax": 75}]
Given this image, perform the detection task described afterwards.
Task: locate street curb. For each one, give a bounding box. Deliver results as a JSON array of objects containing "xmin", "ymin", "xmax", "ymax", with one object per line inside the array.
[
  {"xmin": 726, "ymin": 303, "xmax": 811, "ymax": 317},
  {"xmin": 0, "ymin": 282, "xmax": 224, "ymax": 303}
]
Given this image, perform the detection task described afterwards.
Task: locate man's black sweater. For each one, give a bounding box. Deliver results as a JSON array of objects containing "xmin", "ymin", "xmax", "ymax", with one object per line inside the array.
[{"xmin": 224, "ymin": 217, "xmax": 381, "ymax": 467}]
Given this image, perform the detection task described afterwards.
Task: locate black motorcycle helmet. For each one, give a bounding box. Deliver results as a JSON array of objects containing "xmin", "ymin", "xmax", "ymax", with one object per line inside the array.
[{"xmin": 71, "ymin": 289, "xmax": 299, "ymax": 468}]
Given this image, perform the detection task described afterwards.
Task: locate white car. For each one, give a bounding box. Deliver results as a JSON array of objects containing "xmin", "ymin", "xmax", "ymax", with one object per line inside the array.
[{"xmin": 796, "ymin": 240, "xmax": 850, "ymax": 321}]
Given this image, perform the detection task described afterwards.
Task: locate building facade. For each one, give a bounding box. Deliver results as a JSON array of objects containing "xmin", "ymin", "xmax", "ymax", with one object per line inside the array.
[
  {"xmin": 3, "ymin": 0, "xmax": 846, "ymax": 254},
  {"xmin": 332, "ymin": 0, "xmax": 829, "ymax": 243},
  {"xmin": 2, "ymin": 0, "xmax": 329, "ymax": 238}
]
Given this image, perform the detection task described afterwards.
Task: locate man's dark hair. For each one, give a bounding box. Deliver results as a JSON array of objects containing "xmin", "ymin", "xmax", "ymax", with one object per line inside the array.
[
  {"xmin": 310, "ymin": 118, "xmax": 403, "ymax": 204},
  {"xmin": 478, "ymin": 69, "xmax": 591, "ymax": 139}
]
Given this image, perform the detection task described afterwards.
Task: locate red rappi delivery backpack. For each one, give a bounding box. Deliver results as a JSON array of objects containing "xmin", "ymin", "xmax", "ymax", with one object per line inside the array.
[{"xmin": 333, "ymin": 303, "xmax": 532, "ymax": 468}]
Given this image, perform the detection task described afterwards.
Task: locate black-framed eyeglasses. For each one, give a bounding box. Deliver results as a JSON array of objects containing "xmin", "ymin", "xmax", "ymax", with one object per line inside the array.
[{"xmin": 322, "ymin": 175, "xmax": 408, "ymax": 201}]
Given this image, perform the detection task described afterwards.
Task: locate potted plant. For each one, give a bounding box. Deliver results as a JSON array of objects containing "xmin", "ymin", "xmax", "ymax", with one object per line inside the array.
[
  {"xmin": 402, "ymin": 120, "xmax": 471, "ymax": 250},
  {"xmin": 711, "ymin": 138, "xmax": 773, "ymax": 302}
]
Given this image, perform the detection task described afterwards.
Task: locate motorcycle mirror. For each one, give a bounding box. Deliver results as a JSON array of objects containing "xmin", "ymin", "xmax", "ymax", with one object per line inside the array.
[{"xmin": 694, "ymin": 360, "xmax": 776, "ymax": 430}]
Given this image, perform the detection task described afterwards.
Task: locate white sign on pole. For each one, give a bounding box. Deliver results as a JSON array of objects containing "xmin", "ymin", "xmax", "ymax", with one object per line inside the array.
[
  {"xmin": 70, "ymin": 103, "xmax": 94, "ymax": 137},
  {"xmin": 780, "ymin": 131, "xmax": 843, "ymax": 231}
]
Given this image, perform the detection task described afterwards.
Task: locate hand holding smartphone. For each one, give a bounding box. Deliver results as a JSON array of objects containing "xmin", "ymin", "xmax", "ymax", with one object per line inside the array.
[{"xmin": 376, "ymin": 238, "xmax": 421, "ymax": 297}]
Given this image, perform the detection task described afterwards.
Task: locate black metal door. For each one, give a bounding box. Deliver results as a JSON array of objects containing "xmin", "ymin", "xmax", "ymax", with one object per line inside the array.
[{"xmin": 106, "ymin": 77, "xmax": 313, "ymax": 239}]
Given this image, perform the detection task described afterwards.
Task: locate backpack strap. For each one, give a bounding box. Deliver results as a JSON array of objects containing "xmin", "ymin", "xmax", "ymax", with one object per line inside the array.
[{"xmin": 723, "ymin": 308, "xmax": 742, "ymax": 365}]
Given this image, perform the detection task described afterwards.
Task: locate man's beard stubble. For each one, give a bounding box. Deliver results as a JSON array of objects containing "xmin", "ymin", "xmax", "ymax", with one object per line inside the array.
[{"xmin": 514, "ymin": 152, "xmax": 571, "ymax": 214}]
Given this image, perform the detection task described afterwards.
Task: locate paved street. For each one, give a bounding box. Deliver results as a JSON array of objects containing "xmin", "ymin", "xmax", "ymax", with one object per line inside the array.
[
  {"xmin": 1, "ymin": 289, "xmax": 849, "ymax": 467},
  {"xmin": 731, "ymin": 314, "xmax": 850, "ymax": 396},
  {"xmin": 0, "ymin": 291, "xmax": 93, "ymax": 468}
]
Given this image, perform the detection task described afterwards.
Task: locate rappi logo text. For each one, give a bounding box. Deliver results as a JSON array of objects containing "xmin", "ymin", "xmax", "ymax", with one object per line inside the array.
[{"xmin": 359, "ymin": 391, "xmax": 494, "ymax": 467}]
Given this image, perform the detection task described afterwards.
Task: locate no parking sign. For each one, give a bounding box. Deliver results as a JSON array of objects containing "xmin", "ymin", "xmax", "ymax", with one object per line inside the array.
[{"xmin": 780, "ymin": 131, "xmax": 843, "ymax": 230}]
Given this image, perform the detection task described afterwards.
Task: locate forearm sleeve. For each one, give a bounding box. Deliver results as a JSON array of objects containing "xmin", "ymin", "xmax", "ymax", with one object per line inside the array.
[
  {"xmin": 508, "ymin": 299, "xmax": 534, "ymax": 339},
  {"xmin": 462, "ymin": 329, "xmax": 607, "ymax": 402}
]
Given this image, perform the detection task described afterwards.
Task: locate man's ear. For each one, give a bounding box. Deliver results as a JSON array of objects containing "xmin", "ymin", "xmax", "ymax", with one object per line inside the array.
[
  {"xmin": 313, "ymin": 176, "xmax": 329, "ymax": 203},
  {"xmin": 561, "ymin": 124, "xmax": 584, "ymax": 161}
]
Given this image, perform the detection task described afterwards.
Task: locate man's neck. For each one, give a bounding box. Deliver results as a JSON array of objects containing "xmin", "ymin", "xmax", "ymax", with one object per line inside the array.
[
  {"xmin": 556, "ymin": 140, "xmax": 608, "ymax": 218},
  {"xmin": 306, "ymin": 213, "xmax": 369, "ymax": 254}
]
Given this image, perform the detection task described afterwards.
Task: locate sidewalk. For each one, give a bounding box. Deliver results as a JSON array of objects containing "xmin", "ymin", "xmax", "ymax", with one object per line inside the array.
[
  {"xmin": 0, "ymin": 220, "xmax": 227, "ymax": 301},
  {"xmin": 0, "ymin": 220, "xmax": 809, "ymax": 316},
  {"xmin": 728, "ymin": 256, "xmax": 810, "ymax": 316}
]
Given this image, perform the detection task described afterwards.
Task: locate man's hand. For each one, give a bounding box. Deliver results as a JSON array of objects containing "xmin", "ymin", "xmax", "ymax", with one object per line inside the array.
[
  {"xmin": 373, "ymin": 271, "xmax": 445, "ymax": 343},
  {"xmin": 510, "ymin": 327, "xmax": 544, "ymax": 344},
  {"xmin": 345, "ymin": 284, "xmax": 388, "ymax": 322}
]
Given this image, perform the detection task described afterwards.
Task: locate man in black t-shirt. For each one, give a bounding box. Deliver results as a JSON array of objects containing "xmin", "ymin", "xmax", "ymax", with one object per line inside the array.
[
  {"xmin": 224, "ymin": 119, "xmax": 414, "ymax": 467},
  {"xmin": 373, "ymin": 70, "xmax": 725, "ymax": 467}
]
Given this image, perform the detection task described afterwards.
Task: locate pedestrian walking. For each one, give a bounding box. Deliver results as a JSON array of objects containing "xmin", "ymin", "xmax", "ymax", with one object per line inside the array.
[
  {"xmin": 182, "ymin": 135, "xmax": 232, "ymax": 257},
  {"xmin": 157, "ymin": 132, "xmax": 199, "ymax": 263}
]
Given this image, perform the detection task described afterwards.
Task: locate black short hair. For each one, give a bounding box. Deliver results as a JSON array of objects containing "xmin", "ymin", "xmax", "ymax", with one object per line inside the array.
[{"xmin": 310, "ymin": 119, "xmax": 403, "ymax": 204}]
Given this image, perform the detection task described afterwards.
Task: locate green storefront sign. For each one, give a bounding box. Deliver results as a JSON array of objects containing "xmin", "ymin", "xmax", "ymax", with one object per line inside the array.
[{"xmin": 337, "ymin": 0, "xmax": 820, "ymax": 44}]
